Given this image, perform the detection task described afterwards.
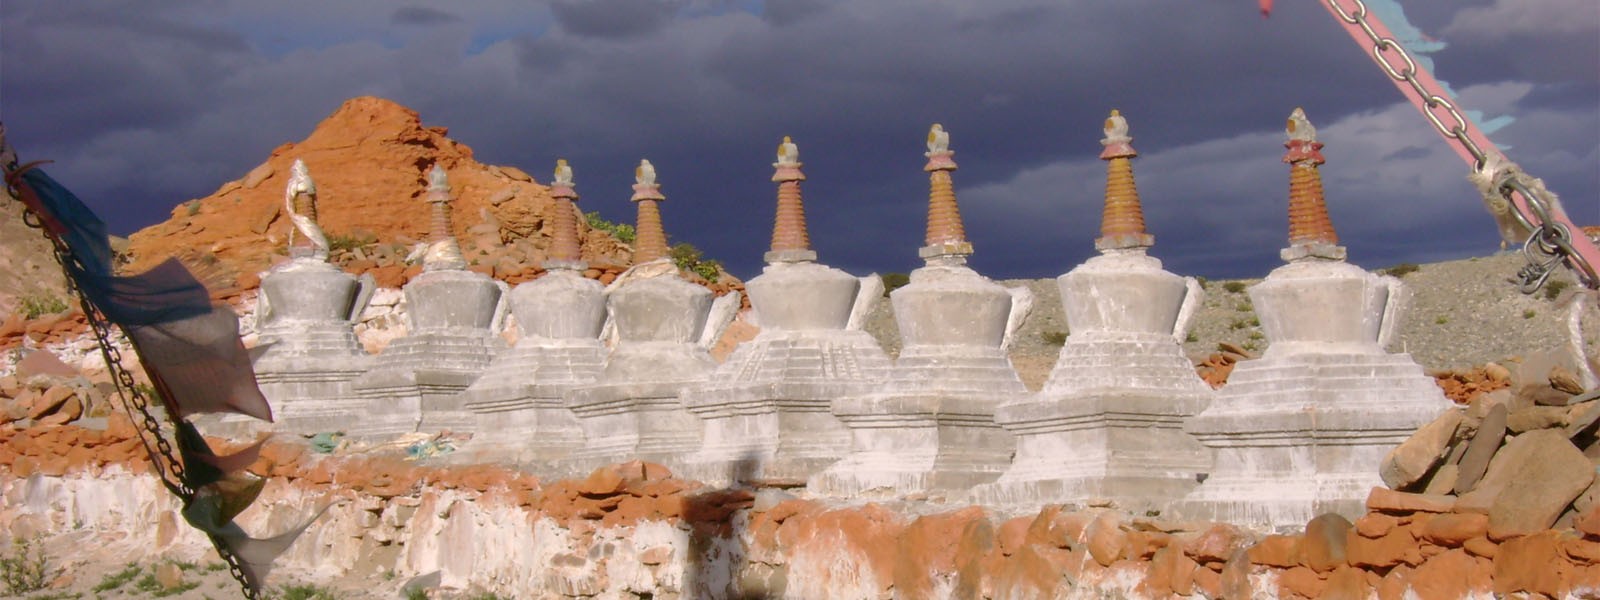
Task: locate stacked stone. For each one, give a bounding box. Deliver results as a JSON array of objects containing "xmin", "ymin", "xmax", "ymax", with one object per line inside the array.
[
  {"xmin": 1178, "ymin": 109, "xmax": 1451, "ymax": 528},
  {"xmin": 251, "ymin": 160, "xmax": 376, "ymax": 435},
  {"xmin": 565, "ymin": 161, "xmax": 733, "ymax": 474},
  {"xmin": 0, "ymin": 309, "xmax": 89, "ymax": 352},
  {"xmin": 1380, "ymin": 353, "xmax": 1597, "ymax": 535},
  {"xmin": 0, "ymin": 351, "xmax": 108, "ymax": 428},
  {"xmin": 975, "ymin": 111, "xmax": 1212, "ymax": 511},
  {"xmin": 351, "ymin": 165, "xmax": 509, "ymax": 438},
  {"xmin": 813, "ymin": 124, "xmax": 1029, "ymax": 496},
  {"xmin": 457, "ymin": 160, "xmax": 606, "ymax": 465},
  {"xmin": 681, "ymin": 137, "xmax": 892, "ymax": 485}
]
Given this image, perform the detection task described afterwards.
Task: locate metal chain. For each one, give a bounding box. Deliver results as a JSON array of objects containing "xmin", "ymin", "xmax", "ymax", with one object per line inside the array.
[
  {"xmin": 10, "ymin": 185, "xmax": 262, "ymax": 599},
  {"xmin": 1327, "ymin": 0, "xmax": 1599, "ymax": 292}
]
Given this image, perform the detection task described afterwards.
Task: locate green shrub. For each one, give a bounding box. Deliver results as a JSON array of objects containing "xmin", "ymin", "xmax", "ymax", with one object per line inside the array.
[
  {"xmin": 1041, "ymin": 331, "xmax": 1069, "ymax": 346},
  {"xmin": 1523, "ymin": 309, "xmax": 1537, "ymax": 319},
  {"xmin": 1382, "ymin": 263, "xmax": 1421, "ymax": 278},
  {"xmin": 275, "ymin": 583, "xmax": 340, "ymax": 600},
  {"xmin": 93, "ymin": 563, "xmax": 142, "ymax": 592},
  {"xmin": 1185, "ymin": 332, "xmax": 1198, "ymax": 343},
  {"xmin": 19, "ymin": 294, "xmax": 69, "ymax": 319},
  {"xmin": 1544, "ymin": 279, "xmax": 1571, "ymax": 301},
  {"xmin": 585, "ymin": 211, "xmax": 636, "ymax": 243},
  {"xmin": 880, "ymin": 273, "xmax": 910, "ymax": 296},
  {"xmin": 670, "ymin": 243, "xmax": 721, "ymax": 283},
  {"xmin": 326, "ymin": 231, "xmax": 377, "ymax": 253},
  {"xmin": 1435, "ymin": 315, "xmax": 1449, "ymax": 325},
  {"xmin": 1, "ymin": 536, "xmax": 51, "ymax": 595},
  {"xmin": 1222, "ymin": 281, "xmax": 1247, "ymax": 294}
]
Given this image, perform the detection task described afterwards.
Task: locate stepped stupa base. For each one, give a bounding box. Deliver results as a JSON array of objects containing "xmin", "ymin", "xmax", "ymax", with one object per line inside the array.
[
  {"xmin": 973, "ymin": 392, "xmax": 1210, "ymax": 511},
  {"xmin": 809, "ymin": 393, "xmax": 1014, "ymax": 497},
  {"xmin": 350, "ymin": 329, "xmax": 502, "ymax": 439},
  {"xmin": 1177, "ymin": 350, "xmax": 1449, "ymax": 529},
  {"xmin": 561, "ymin": 381, "xmax": 705, "ymax": 476}
]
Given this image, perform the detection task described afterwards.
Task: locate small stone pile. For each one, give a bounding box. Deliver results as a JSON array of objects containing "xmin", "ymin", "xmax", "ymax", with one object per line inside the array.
[
  {"xmin": 1380, "ymin": 353, "xmax": 1597, "ymax": 534},
  {"xmin": 0, "ymin": 309, "xmax": 88, "ymax": 352},
  {"xmin": 0, "ymin": 415, "xmax": 151, "ymax": 478},
  {"xmin": 0, "ymin": 352, "xmax": 116, "ymax": 428},
  {"xmin": 1192, "ymin": 342, "xmax": 1254, "ymax": 389}
]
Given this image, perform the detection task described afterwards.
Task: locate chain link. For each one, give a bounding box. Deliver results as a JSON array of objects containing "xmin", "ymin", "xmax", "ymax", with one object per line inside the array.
[
  {"xmin": 1327, "ymin": 0, "xmax": 1597, "ymax": 292},
  {"xmin": 11, "ymin": 185, "xmax": 261, "ymax": 599}
]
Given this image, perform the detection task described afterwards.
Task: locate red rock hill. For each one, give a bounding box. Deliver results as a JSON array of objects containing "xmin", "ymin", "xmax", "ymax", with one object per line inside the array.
[{"xmin": 126, "ymin": 96, "xmax": 639, "ymax": 289}]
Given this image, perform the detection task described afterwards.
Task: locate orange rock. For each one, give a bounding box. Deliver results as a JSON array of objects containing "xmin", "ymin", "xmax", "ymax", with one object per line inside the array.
[
  {"xmin": 894, "ymin": 506, "xmax": 989, "ymax": 599},
  {"xmin": 780, "ymin": 504, "xmax": 904, "ymax": 596},
  {"xmin": 62, "ymin": 445, "xmax": 97, "ymax": 473},
  {"xmin": 1276, "ymin": 565, "xmax": 1324, "ymax": 599},
  {"xmin": 1462, "ymin": 535, "xmax": 1497, "ymax": 558},
  {"xmin": 762, "ymin": 498, "xmax": 820, "ymax": 525},
  {"xmin": 1366, "ymin": 487, "xmax": 1455, "ymax": 514},
  {"xmin": 655, "ymin": 493, "xmax": 686, "ymax": 519},
  {"xmin": 578, "ymin": 464, "xmax": 627, "ymax": 496},
  {"xmin": 27, "ymin": 385, "xmax": 76, "ymax": 420},
  {"xmin": 1248, "ymin": 534, "xmax": 1300, "ymax": 568},
  {"xmin": 1083, "ymin": 511, "xmax": 1126, "ymax": 567},
  {"xmin": 1298, "ymin": 513, "xmax": 1353, "ymax": 572},
  {"xmin": 1493, "ymin": 531, "xmax": 1567, "ymax": 597},
  {"xmin": 1021, "ymin": 505, "xmax": 1067, "ymax": 548},
  {"xmin": 1346, "ymin": 526, "xmax": 1421, "ymax": 568},
  {"xmin": 1577, "ymin": 504, "xmax": 1600, "ymax": 538},
  {"xmin": 1375, "ymin": 564, "xmax": 1413, "ymax": 600},
  {"xmin": 106, "ymin": 412, "xmax": 139, "ymax": 440},
  {"xmin": 951, "ymin": 512, "xmax": 999, "ymax": 599},
  {"xmin": 370, "ymin": 265, "xmax": 406, "ymax": 289},
  {"xmin": 1561, "ymin": 535, "xmax": 1600, "ymax": 565},
  {"xmin": 1120, "ymin": 529, "xmax": 1166, "ymax": 562},
  {"xmin": 993, "ymin": 544, "xmax": 1071, "ymax": 598},
  {"xmin": 1184, "ymin": 522, "xmax": 1250, "ymax": 563},
  {"xmin": 1405, "ymin": 548, "xmax": 1485, "ymax": 600},
  {"xmin": 1191, "ymin": 563, "xmax": 1223, "ymax": 598},
  {"xmin": 1355, "ymin": 512, "xmax": 1400, "ymax": 538},
  {"xmin": 635, "ymin": 478, "xmax": 692, "ymax": 498},
  {"xmin": 574, "ymin": 494, "xmax": 623, "ymax": 519},
  {"xmin": 1219, "ymin": 548, "xmax": 1254, "ymax": 599},
  {"xmin": 995, "ymin": 516, "xmax": 1031, "ymax": 557},
  {"xmin": 1419, "ymin": 512, "xmax": 1488, "ymax": 547},
  {"xmin": 1323, "ymin": 565, "xmax": 1372, "ymax": 600}
]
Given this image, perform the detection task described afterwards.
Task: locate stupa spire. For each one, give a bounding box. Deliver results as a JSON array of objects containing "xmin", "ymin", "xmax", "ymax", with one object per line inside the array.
[
  {"xmin": 1095, "ymin": 110, "xmax": 1155, "ymax": 252},
  {"xmin": 1281, "ymin": 108, "xmax": 1346, "ymax": 262},
  {"xmin": 422, "ymin": 164, "xmax": 467, "ymax": 271},
  {"xmin": 546, "ymin": 159, "xmax": 585, "ymax": 270},
  {"xmin": 283, "ymin": 159, "xmax": 330, "ymax": 261},
  {"xmin": 630, "ymin": 159, "xmax": 671, "ymax": 264},
  {"xmin": 766, "ymin": 136, "xmax": 817, "ymax": 264},
  {"xmin": 920, "ymin": 124, "xmax": 973, "ymax": 264}
]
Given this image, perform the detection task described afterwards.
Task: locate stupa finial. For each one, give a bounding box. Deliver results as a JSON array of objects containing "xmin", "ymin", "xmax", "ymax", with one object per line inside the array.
[
  {"xmin": 920, "ymin": 123, "xmax": 971, "ymax": 264},
  {"xmin": 630, "ymin": 159, "xmax": 670, "ymax": 263},
  {"xmin": 546, "ymin": 158, "xmax": 584, "ymax": 269},
  {"xmin": 767, "ymin": 135, "xmax": 815, "ymax": 263},
  {"xmin": 1281, "ymin": 108, "xmax": 1344, "ymax": 262},
  {"xmin": 1095, "ymin": 109, "xmax": 1154, "ymax": 252},
  {"xmin": 422, "ymin": 163, "xmax": 467, "ymax": 271},
  {"xmin": 283, "ymin": 159, "xmax": 329, "ymax": 261}
]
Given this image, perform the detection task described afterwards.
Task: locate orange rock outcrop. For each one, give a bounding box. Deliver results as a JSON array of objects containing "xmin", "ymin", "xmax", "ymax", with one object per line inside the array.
[{"xmin": 125, "ymin": 96, "xmax": 634, "ymax": 287}]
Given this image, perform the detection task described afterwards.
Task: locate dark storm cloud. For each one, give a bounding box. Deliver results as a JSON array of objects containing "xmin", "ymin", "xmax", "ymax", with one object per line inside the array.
[
  {"xmin": 760, "ymin": 0, "xmax": 831, "ymax": 27},
  {"xmin": 0, "ymin": 0, "xmax": 1593, "ymax": 281},
  {"xmin": 551, "ymin": 0, "xmax": 683, "ymax": 39},
  {"xmin": 392, "ymin": 6, "xmax": 464, "ymax": 26}
]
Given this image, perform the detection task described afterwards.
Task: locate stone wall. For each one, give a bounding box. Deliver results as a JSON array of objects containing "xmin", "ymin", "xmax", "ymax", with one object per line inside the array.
[{"xmin": 1, "ymin": 421, "xmax": 1594, "ymax": 598}]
